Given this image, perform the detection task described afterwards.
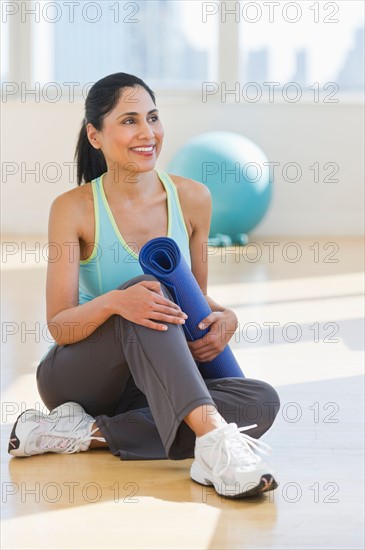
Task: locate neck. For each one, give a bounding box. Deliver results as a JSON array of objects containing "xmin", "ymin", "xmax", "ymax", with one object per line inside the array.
[{"xmin": 102, "ymin": 167, "xmax": 159, "ymax": 201}]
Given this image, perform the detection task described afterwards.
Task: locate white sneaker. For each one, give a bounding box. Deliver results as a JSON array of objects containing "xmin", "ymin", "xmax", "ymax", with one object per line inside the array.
[
  {"xmin": 8, "ymin": 402, "xmax": 105, "ymax": 457},
  {"xmin": 190, "ymin": 423, "xmax": 278, "ymax": 498}
]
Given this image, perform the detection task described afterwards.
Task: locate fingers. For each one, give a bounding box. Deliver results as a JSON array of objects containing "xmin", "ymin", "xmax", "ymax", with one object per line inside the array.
[
  {"xmin": 187, "ymin": 333, "xmax": 224, "ymax": 361},
  {"xmin": 141, "ymin": 314, "xmax": 184, "ymax": 331},
  {"xmin": 145, "ymin": 281, "xmax": 188, "ymax": 319},
  {"xmin": 143, "ymin": 304, "xmax": 188, "ymax": 329},
  {"xmin": 188, "ymin": 334, "xmax": 212, "ymax": 352},
  {"xmin": 149, "ymin": 311, "xmax": 186, "ymax": 326},
  {"xmin": 138, "ymin": 281, "xmax": 189, "ymax": 327},
  {"xmin": 142, "ymin": 320, "xmax": 169, "ymax": 331},
  {"xmin": 141, "ymin": 281, "xmax": 182, "ymax": 311},
  {"xmin": 189, "ymin": 340, "xmax": 222, "ymax": 361},
  {"xmin": 154, "ymin": 295, "xmax": 183, "ymax": 312},
  {"xmin": 154, "ymin": 303, "xmax": 188, "ymax": 319}
]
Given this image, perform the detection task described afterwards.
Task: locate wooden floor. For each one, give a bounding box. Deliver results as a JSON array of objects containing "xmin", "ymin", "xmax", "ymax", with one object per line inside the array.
[{"xmin": 1, "ymin": 236, "xmax": 364, "ymax": 550}]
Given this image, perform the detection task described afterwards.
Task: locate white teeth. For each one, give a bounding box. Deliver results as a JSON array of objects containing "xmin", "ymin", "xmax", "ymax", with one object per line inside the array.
[{"xmin": 131, "ymin": 146, "xmax": 154, "ymax": 152}]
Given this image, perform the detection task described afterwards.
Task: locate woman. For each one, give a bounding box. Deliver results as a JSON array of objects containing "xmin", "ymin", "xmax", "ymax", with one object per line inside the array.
[{"xmin": 8, "ymin": 73, "xmax": 280, "ymax": 498}]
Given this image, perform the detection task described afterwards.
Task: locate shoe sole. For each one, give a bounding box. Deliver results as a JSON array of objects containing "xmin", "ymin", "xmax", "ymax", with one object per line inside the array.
[{"xmin": 191, "ymin": 473, "xmax": 278, "ymax": 499}]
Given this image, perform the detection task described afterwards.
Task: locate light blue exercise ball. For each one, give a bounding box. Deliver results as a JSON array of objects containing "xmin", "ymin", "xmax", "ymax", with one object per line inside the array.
[{"xmin": 166, "ymin": 131, "xmax": 272, "ymax": 243}]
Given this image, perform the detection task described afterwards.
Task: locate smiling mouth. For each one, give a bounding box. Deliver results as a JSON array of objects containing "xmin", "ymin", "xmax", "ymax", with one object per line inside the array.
[{"xmin": 130, "ymin": 145, "xmax": 155, "ymax": 152}]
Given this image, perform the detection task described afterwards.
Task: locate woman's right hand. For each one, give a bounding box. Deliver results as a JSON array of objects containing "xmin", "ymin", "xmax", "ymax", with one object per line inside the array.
[{"xmin": 111, "ymin": 280, "xmax": 188, "ymax": 331}]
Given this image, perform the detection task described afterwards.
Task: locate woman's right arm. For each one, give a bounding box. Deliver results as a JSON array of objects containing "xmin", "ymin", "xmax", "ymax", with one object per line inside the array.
[{"xmin": 46, "ymin": 194, "xmax": 187, "ymax": 347}]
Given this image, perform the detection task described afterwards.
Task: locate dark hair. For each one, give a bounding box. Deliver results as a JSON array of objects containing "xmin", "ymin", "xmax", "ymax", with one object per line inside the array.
[{"xmin": 75, "ymin": 72, "xmax": 156, "ymax": 185}]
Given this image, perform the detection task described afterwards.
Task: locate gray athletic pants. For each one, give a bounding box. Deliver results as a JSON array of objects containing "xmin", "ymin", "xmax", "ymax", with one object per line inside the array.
[{"xmin": 36, "ymin": 274, "xmax": 280, "ymax": 460}]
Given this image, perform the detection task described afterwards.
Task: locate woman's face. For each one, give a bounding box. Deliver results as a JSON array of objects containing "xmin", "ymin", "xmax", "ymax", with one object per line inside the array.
[{"xmin": 88, "ymin": 85, "xmax": 164, "ymax": 174}]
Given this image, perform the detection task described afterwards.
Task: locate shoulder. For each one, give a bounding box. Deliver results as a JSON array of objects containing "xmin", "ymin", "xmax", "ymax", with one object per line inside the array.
[
  {"xmin": 166, "ymin": 173, "xmax": 211, "ymax": 210},
  {"xmin": 50, "ymin": 182, "xmax": 93, "ymax": 209},
  {"xmin": 49, "ymin": 183, "xmax": 93, "ymax": 233},
  {"xmin": 166, "ymin": 173, "xmax": 212, "ymax": 236}
]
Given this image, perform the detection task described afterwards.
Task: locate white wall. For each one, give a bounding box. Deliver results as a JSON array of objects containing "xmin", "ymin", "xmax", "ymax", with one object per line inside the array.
[{"xmin": 1, "ymin": 97, "xmax": 364, "ymax": 236}]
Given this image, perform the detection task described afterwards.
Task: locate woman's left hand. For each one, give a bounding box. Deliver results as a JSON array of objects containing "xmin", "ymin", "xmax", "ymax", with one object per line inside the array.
[{"xmin": 187, "ymin": 309, "xmax": 238, "ymax": 362}]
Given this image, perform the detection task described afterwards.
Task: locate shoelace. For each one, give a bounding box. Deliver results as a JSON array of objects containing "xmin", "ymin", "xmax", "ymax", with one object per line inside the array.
[
  {"xmin": 38, "ymin": 427, "xmax": 105, "ymax": 454},
  {"xmin": 211, "ymin": 424, "xmax": 272, "ymax": 477}
]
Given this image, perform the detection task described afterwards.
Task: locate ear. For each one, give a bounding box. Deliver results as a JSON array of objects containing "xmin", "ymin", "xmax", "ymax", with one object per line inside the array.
[{"xmin": 86, "ymin": 123, "xmax": 102, "ymax": 150}]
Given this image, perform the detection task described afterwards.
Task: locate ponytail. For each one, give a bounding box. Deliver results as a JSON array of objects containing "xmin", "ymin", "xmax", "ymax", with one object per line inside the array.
[
  {"xmin": 74, "ymin": 72, "xmax": 156, "ymax": 186},
  {"xmin": 75, "ymin": 120, "xmax": 107, "ymax": 185}
]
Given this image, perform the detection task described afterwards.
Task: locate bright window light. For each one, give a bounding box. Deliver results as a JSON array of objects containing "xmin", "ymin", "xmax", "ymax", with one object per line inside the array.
[
  {"xmin": 31, "ymin": 1, "xmax": 218, "ymax": 89},
  {"xmin": 239, "ymin": 0, "xmax": 364, "ymax": 91}
]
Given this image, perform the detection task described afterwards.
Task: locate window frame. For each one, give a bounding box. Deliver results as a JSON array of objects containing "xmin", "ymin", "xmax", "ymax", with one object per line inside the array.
[{"xmin": 2, "ymin": 0, "xmax": 364, "ymax": 104}]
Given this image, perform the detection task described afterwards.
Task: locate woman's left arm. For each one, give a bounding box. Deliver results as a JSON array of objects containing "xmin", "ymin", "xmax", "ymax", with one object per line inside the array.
[{"xmin": 182, "ymin": 179, "xmax": 238, "ymax": 362}]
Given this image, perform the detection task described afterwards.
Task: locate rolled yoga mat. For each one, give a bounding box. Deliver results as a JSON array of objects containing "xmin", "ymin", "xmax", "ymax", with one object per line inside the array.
[{"xmin": 139, "ymin": 237, "xmax": 244, "ymax": 379}]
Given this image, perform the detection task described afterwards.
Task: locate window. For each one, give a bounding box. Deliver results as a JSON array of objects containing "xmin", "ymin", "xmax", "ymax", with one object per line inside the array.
[
  {"xmin": 31, "ymin": 0, "xmax": 218, "ymax": 88},
  {"xmin": 239, "ymin": 0, "xmax": 364, "ymax": 92},
  {"xmin": 1, "ymin": 0, "xmax": 363, "ymax": 98}
]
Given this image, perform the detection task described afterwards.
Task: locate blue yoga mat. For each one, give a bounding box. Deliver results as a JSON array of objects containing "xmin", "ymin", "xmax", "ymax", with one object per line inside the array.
[{"xmin": 139, "ymin": 237, "xmax": 244, "ymax": 379}]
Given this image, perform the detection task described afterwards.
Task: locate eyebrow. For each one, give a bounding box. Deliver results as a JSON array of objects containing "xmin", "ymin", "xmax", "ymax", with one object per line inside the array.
[{"xmin": 117, "ymin": 109, "xmax": 159, "ymax": 119}]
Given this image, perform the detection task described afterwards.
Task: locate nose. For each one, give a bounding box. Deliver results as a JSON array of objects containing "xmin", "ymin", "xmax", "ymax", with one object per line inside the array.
[{"xmin": 137, "ymin": 120, "xmax": 155, "ymax": 140}]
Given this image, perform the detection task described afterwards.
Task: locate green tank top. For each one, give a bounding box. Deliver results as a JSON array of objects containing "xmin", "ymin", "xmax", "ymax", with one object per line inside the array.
[{"xmin": 78, "ymin": 169, "xmax": 191, "ymax": 304}]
